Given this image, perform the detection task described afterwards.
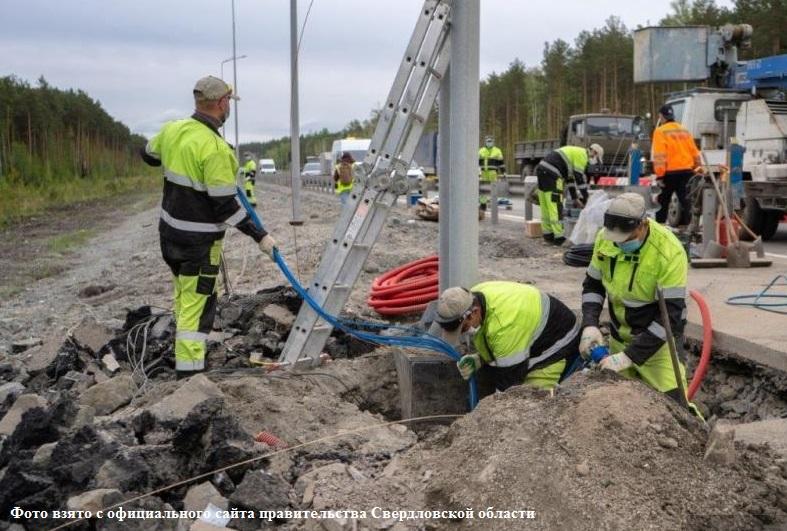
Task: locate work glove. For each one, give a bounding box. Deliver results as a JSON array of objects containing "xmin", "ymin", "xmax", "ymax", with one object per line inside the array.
[
  {"xmin": 579, "ymin": 326, "xmax": 604, "ymax": 360},
  {"xmin": 598, "ymin": 352, "xmax": 633, "ymax": 373},
  {"xmin": 457, "ymin": 353, "xmax": 482, "ymax": 380},
  {"xmin": 259, "ymin": 235, "xmax": 277, "ymax": 259}
]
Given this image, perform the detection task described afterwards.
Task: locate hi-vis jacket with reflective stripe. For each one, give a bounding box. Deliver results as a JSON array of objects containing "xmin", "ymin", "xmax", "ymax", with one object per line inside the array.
[
  {"xmin": 243, "ymin": 159, "xmax": 257, "ymax": 177},
  {"xmin": 581, "ymin": 220, "xmax": 688, "ymax": 365},
  {"xmin": 471, "ymin": 281, "xmax": 550, "ymax": 368},
  {"xmin": 478, "ymin": 146, "xmax": 504, "ymax": 182},
  {"xmin": 557, "ymin": 145, "xmax": 589, "ymax": 176},
  {"xmin": 538, "ymin": 146, "xmax": 589, "ymax": 199},
  {"xmin": 651, "ymin": 121, "xmax": 700, "ymax": 177},
  {"xmin": 142, "ymin": 113, "xmax": 266, "ymax": 246}
]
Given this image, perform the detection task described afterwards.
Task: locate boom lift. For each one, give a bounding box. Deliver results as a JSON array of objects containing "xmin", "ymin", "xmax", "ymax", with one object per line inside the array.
[{"xmin": 634, "ymin": 24, "xmax": 787, "ymax": 240}]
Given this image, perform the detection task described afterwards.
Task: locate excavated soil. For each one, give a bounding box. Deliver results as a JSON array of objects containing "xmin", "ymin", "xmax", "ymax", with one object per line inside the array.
[{"xmin": 1, "ymin": 182, "xmax": 786, "ymax": 530}]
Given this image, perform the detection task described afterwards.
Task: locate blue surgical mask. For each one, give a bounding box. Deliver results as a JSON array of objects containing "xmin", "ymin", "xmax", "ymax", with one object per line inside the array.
[{"xmin": 616, "ymin": 238, "xmax": 643, "ymax": 253}]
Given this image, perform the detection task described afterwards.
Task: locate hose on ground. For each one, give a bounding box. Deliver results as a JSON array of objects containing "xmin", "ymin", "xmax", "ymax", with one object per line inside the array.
[
  {"xmin": 235, "ymin": 187, "xmax": 478, "ymax": 409},
  {"xmin": 687, "ymin": 290, "xmax": 712, "ymax": 401},
  {"xmin": 367, "ymin": 255, "xmax": 439, "ymax": 316},
  {"xmin": 726, "ymin": 274, "xmax": 787, "ymax": 315},
  {"xmin": 563, "ymin": 243, "xmax": 594, "ymax": 267}
]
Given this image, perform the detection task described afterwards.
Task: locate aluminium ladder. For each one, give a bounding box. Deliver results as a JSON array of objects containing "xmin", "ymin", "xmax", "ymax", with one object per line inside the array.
[{"xmin": 273, "ymin": 0, "xmax": 453, "ymax": 366}]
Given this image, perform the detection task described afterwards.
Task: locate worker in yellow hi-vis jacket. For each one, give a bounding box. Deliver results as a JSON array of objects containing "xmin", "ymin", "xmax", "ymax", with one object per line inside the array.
[
  {"xmin": 141, "ymin": 75, "xmax": 278, "ymax": 378},
  {"xmin": 242, "ymin": 152, "xmax": 258, "ymax": 206}
]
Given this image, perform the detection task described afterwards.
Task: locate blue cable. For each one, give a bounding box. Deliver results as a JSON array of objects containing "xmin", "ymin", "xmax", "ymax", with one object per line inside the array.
[
  {"xmin": 234, "ymin": 187, "xmax": 479, "ymax": 409},
  {"xmin": 726, "ymin": 275, "xmax": 787, "ymax": 315}
]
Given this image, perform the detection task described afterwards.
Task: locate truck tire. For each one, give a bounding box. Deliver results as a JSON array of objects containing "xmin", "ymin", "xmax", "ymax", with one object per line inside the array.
[
  {"xmin": 762, "ymin": 210, "xmax": 781, "ymax": 240},
  {"xmin": 743, "ymin": 199, "xmax": 781, "ymax": 241},
  {"xmin": 667, "ymin": 193, "xmax": 682, "ymax": 227}
]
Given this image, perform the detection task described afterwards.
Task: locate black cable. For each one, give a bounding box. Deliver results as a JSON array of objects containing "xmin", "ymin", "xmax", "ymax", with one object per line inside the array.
[{"xmin": 563, "ymin": 243, "xmax": 594, "ymax": 267}]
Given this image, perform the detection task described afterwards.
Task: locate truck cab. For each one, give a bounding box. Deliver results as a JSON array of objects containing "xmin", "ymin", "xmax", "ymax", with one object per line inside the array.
[
  {"xmin": 563, "ymin": 113, "xmax": 651, "ymax": 176},
  {"xmin": 514, "ymin": 112, "xmax": 650, "ymax": 179}
]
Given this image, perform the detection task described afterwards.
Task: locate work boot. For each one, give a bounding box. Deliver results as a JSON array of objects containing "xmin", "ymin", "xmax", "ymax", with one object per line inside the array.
[
  {"xmin": 176, "ymin": 369, "xmax": 206, "ymax": 380},
  {"xmin": 542, "ymin": 233, "xmax": 555, "ymax": 243},
  {"xmin": 552, "ymin": 236, "xmax": 566, "ymax": 246}
]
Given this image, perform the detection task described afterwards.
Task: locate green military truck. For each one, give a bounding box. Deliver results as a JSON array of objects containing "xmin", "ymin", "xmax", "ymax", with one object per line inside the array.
[{"xmin": 514, "ymin": 112, "xmax": 651, "ymax": 179}]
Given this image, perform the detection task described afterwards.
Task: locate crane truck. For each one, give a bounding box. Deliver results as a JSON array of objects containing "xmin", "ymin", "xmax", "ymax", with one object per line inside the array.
[{"xmin": 634, "ymin": 24, "xmax": 787, "ymax": 239}]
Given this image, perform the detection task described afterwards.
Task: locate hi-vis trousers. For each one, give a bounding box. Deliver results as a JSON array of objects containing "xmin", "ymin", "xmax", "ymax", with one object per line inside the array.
[
  {"xmin": 161, "ymin": 237, "xmax": 222, "ymax": 373},
  {"xmin": 244, "ymin": 176, "xmax": 257, "ymax": 206},
  {"xmin": 536, "ymin": 165, "xmax": 565, "ymax": 239}
]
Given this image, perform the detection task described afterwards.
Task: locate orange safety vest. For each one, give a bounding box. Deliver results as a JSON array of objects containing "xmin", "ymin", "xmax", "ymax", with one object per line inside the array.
[{"xmin": 651, "ymin": 121, "xmax": 700, "ymax": 177}]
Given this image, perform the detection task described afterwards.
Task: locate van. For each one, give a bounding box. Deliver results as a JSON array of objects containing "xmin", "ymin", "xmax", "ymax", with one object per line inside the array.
[
  {"xmin": 330, "ymin": 138, "xmax": 371, "ymax": 171},
  {"xmin": 259, "ymin": 158, "xmax": 277, "ymax": 174}
]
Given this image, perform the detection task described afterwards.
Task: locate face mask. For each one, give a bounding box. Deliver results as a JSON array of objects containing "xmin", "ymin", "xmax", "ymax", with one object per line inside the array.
[
  {"xmin": 466, "ymin": 326, "xmax": 480, "ymax": 336},
  {"xmin": 616, "ymin": 238, "xmax": 643, "ymax": 253}
]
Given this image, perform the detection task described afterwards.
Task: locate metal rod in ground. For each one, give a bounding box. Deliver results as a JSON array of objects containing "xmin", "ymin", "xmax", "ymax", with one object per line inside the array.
[
  {"xmin": 289, "ymin": 0, "xmax": 303, "ymax": 225},
  {"xmin": 656, "ymin": 286, "xmax": 690, "ymax": 409},
  {"xmin": 490, "ymin": 180, "xmax": 499, "ymax": 224}
]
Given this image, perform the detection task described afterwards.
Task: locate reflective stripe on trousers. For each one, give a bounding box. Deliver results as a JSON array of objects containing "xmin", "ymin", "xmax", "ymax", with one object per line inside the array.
[
  {"xmin": 173, "ymin": 239, "xmax": 222, "ymax": 372},
  {"xmin": 537, "ymin": 189, "xmax": 564, "ymax": 237},
  {"xmin": 244, "ymin": 179, "xmax": 257, "ymax": 205}
]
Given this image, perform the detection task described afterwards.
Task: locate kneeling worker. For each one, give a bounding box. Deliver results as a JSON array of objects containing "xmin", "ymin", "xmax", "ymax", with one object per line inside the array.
[
  {"xmin": 433, "ymin": 281, "xmax": 581, "ymax": 391},
  {"xmin": 580, "ymin": 193, "xmax": 696, "ymax": 411}
]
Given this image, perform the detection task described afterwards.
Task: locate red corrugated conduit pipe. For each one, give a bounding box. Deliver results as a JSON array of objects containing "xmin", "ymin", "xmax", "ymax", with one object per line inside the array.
[
  {"xmin": 367, "ymin": 259, "xmax": 712, "ymax": 399},
  {"xmin": 688, "ymin": 289, "xmax": 712, "ymax": 400},
  {"xmin": 367, "ymin": 255, "xmax": 439, "ymax": 316}
]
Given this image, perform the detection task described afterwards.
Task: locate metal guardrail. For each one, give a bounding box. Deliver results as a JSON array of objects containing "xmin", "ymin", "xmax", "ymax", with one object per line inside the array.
[{"xmin": 264, "ymin": 172, "xmax": 530, "ymax": 197}]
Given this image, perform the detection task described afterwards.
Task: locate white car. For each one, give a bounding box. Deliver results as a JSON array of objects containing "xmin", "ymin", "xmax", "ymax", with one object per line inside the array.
[
  {"xmin": 259, "ymin": 158, "xmax": 277, "ymax": 174},
  {"xmin": 301, "ymin": 162, "xmax": 322, "ymax": 177}
]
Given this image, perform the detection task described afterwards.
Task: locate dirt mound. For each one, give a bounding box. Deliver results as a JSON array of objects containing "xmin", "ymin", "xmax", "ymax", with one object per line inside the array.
[{"xmin": 410, "ymin": 372, "xmax": 787, "ymax": 530}]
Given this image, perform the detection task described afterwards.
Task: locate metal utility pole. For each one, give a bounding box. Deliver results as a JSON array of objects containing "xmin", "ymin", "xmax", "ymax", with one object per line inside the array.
[
  {"xmin": 444, "ymin": 0, "xmax": 479, "ymax": 289},
  {"xmin": 289, "ymin": 0, "xmax": 303, "ymax": 225},
  {"xmin": 220, "ymin": 54, "xmax": 246, "ymax": 138},
  {"xmin": 231, "ymin": 0, "xmax": 240, "ymax": 161},
  {"xmin": 438, "ymin": 79, "xmax": 451, "ymax": 292}
]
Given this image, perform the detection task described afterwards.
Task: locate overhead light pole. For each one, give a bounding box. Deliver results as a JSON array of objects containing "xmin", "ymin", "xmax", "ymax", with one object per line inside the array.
[
  {"xmin": 219, "ymin": 54, "xmax": 247, "ymax": 138},
  {"xmin": 220, "ymin": 54, "xmax": 247, "ymax": 81},
  {"xmin": 289, "ymin": 0, "xmax": 303, "ymax": 225},
  {"xmin": 230, "ymin": 0, "xmax": 240, "ymax": 160}
]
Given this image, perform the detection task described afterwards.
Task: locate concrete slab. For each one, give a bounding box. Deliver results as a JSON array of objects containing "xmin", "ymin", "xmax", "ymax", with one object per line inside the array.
[
  {"xmin": 393, "ymin": 349, "xmax": 495, "ymax": 419},
  {"xmin": 718, "ymin": 418, "xmax": 787, "ymax": 457},
  {"xmin": 686, "ymin": 258, "xmax": 787, "ymax": 372}
]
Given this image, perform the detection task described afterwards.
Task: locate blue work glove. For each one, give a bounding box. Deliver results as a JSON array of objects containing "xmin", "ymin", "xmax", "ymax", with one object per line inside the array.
[{"xmin": 457, "ymin": 354, "xmax": 482, "ymax": 380}]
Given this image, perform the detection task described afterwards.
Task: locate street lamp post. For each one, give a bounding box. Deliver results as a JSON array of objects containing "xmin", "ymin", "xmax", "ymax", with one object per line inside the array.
[
  {"xmin": 230, "ymin": 0, "xmax": 240, "ymax": 161},
  {"xmin": 219, "ymin": 54, "xmax": 247, "ymax": 138},
  {"xmin": 289, "ymin": 0, "xmax": 303, "ymax": 225},
  {"xmin": 220, "ymin": 55, "xmax": 246, "ymax": 80}
]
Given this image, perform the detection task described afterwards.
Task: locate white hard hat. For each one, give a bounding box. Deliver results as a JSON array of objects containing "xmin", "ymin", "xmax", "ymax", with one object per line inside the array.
[{"xmin": 589, "ymin": 143, "xmax": 604, "ymax": 161}]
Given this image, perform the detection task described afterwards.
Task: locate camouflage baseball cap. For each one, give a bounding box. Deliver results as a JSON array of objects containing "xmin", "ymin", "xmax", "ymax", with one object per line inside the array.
[{"xmin": 193, "ymin": 76, "xmax": 233, "ymax": 101}]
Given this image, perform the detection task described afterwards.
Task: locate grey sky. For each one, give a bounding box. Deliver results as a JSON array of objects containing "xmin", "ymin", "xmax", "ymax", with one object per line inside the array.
[{"xmin": 0, "ymin": 0, "xmax": 734, "ymax": 143}]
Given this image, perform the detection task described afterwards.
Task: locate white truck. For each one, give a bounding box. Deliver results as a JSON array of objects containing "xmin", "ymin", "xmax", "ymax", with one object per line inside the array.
[
  {"xmin": 330, "ymin": 138, "xmax": 371, "ymax": 171},
  {"xmin": 259, "ymin": 158, "xmax": 277, "ymax": 174},
  {"xmin": 635, "ymin": 25, "xmax": 787, "ymax": 239}
]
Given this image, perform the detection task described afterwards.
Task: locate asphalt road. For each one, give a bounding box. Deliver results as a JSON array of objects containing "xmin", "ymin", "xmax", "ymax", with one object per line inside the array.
[{"xmin": 489, "ymin": 193, "xmax": 787, "ymax": 259}]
